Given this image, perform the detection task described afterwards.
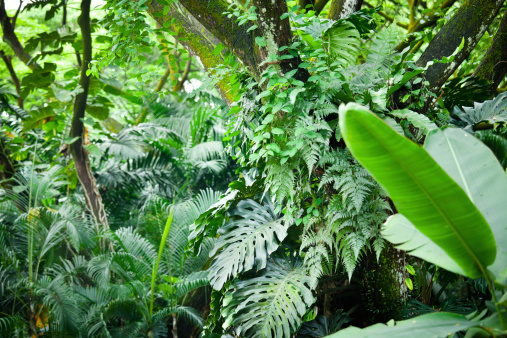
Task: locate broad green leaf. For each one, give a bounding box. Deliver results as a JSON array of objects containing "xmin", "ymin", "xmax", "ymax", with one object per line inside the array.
[
  {"xmin": 208, "ymin": 199, "xmax": 290, "ymax": 290},
  {"xmin": 223, "ymin": 256, "xmax": 316, "ymax": 338},
  {"xmin": 327, "ymin": 312, "xmax": 478, "ymax": 337},
  {"xmin": 383, "ymin": 214, "xmax": 466, "ymax": 276},
  {"xmin": 424, "ymin": 128, "xmax": 507, "ymax": 281},
  {"xmin": 390, "ymin": 109, "xmax": 437, "ymax": 134},
  {"xmin": 339, "ymin": 103, "xmax": 496, "ymax": 278}
]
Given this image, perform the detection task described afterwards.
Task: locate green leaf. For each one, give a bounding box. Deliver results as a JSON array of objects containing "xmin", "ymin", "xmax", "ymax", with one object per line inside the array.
[
  {"xmin": 390, "ymin": 109, "xmax": 438, "ymax": 134},
  {"xmin": 324, "ymin": 21, "xmax": 360, "ymax": 67},
  {"xmin": 406, "ymin": 265, "xmax": 415, "ymax": 275},
  {"xmin": 383, "ymin": 214, "xmax": 465, "ymax": 276},
  {"xmin": 255, "ymin": 36, "xmax": 266, "ymax": 47},
  {"xmin": 272, "ymin": 128, "xmax": 285, "ymax": 135},
  {"xmin": 339, "ymin": 103, "xmax": 496, "ymax": 278},
  {"xmin": 208, "ymin": 199, "xmax": 290, "ymax": 290},
  {"xmin": 223, "ymin": 256, "xmax": 316, "ymax": 337},
  {"xmin": 290, "ymin": 88, "xmax": 305, "ymax": 105},
  {"xmin": 63, "ymin": 137, "xmax": 80, "ymax": 145},
  {"xmin": 424, "ymin": 128, "xmax": 507, "ymax": 282},
  {"xmin": 262, "ymin": 114, "xmax": 274, "ymax": 124},
  {"xmin": 328, "ymin": 312, "xmax": 478, "ymax": 337},
  {"xmin": 256, "ymin": 90, "xmax": 271, "ymax": 101},
  {"xmin": 405, "ymin": 277, "xmax": 413, "ymax": 290}
]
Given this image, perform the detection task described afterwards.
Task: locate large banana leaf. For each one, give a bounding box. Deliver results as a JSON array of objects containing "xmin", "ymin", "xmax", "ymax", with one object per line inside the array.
[
  {"xmin": 382, "ymin": 214, "xmax": 465, "ymax": 276},
  {"xmin": 424, "ymin": 128, "xmax": 507, "ymax": 283},
  {"xmin": 327, "ymin": 312, "xmax": 477, "ymax": 337},
  {"xmin": 338, "ymin": 103, "xmax": 496, "ymax": 278}
]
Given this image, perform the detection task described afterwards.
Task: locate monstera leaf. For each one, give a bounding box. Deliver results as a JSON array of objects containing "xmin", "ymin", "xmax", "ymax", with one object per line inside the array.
[
  {"xmin": 222, "ymin": 255, "xmax": 317, "ymax": 338},
  {"xmin": 208, "ymin": 198, "xmax": 291, "ymax": 290},
  {"xmin": 338, "ymin": 103, "xmax": 496, "ymax": 279},
  {"xmin": 452, "ymin": 91, "xmax": 507, "ymax": 131}
]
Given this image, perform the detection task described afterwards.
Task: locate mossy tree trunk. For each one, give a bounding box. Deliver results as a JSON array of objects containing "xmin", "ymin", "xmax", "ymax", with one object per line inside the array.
[
  {"xmin": 360, "ymin": 245, "xmax": 406, "ymax": 323},
  {"xmin": 146, "ymin": 0, "xmax": 310, "ymax": 96},
  {"xmin": 416, "ymin": 0, "xmax": 505, "ymax": 92},
  {"xmin": 146, "ymin": 1, "xmax": 234, "ymax": 104},
  {"xmin": 253, "ymin": 0, "xmax": 309, "ymax": 81},
  {"xmin": 473, "ymin": 9, "xmax": 507, "ymax": 97}
]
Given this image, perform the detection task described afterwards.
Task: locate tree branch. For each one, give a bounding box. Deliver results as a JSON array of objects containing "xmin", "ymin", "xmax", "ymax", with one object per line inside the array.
[
  {"xmin": 175, "ymin": 60, "xmax": 192, "ymax": 92},
  {"xmin": 146, "ymin": 1, "xmax": 234, "ymax": 104},
  {"xmin": 0, "ymin": 50, "xmax": 23, "ymax": 108},
  {"xmin": 314, "ymin": 0, "xmax": 330, "ymax": 14},
  {"xmin": 176, "ymin": 0, "xmax": 262, "ymax": 79},
  {"xmin": 473, "ymin": 9, "xmax": 507, "ymax": 97},
  {"xmin": 0, "ymin": 0, "xmax": 35, "ymax": 68},
  {"xmin": 394, "ymin": 0, "xmax": 459, "ymax": 52},
  {"xmin": 70, "ymin": 0, "xmax": 110, "ymax": 246},
  {"xmin": 12, "ymin": 0, "xmax": 22, "ymax": 29},
  {"xmin": 363, "ymin": 1, "xmax": 409, "ymax": 29}
]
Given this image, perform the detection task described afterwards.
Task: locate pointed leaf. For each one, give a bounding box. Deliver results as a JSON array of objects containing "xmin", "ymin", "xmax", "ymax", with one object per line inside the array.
[
  {"xmin": 327, "ymin": 312, "xmax": 478, "ymax": 337},
  {"xmin": 339, "ymin": 103, "xmax": 496, "ymax": 278},
  {"xmin": 424, "ymin": 128, "xmax": 507, "ymax": 281},
  {"xmin": 383, "ymin": 214, "xmax": 465, "ymax": 276}
]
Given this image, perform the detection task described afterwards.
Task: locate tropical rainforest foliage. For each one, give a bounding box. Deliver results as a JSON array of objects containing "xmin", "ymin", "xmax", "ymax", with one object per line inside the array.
[{"xmin": 1, "ymin": 0, "xmax": 507, "ymax": 337}]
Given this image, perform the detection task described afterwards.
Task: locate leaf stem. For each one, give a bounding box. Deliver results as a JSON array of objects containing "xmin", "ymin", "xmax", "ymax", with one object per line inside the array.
[{"xmin": 149, "ymin": 209, "xmax": 174, "ymax": 317}]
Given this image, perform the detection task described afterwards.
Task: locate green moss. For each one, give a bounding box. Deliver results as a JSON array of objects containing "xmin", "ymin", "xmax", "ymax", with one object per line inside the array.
[{"xmin": 360, "ymin": 246, "xmax": 404, "ymax": 323}]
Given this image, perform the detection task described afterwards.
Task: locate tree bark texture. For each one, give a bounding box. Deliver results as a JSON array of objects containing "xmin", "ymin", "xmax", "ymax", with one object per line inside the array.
[
  {"xmin": 416, "ymin": 0, "xmax": 505, "ymax": 92},
  {"xmin": 0, "ymin": 0, "xmax": 35, "ymax": 68},
  {"xmin": 70, "ymin": 0, "xmax": 110, "ymax": 239},
  {"xmin": 0, "ymin": 136, "xmax": 15, "ymax": 190},
  {"xmin": 148, "ymin": 0, "xmax": 309, "ymax": 89},
  {"xmin": 327, "ymin": 0, "xmax": 363, "ymax": 20},
  {"xmin": 176, "ymin": 0, "xmax": 261, "ymax": 78},
  {"xmin": 0, "ymin": 50, "xmax": 23, "ymax": 108},
  {"xmin": 146, "ymin": 1, "xmax": 233, "ymax": 104},
  {"xmin": 473, "ymin": 9, "xmax": 507, "ymax": 97},
  {"xmin": 252, "ymin": 0, "xmax": 308, "ymax": 81}
]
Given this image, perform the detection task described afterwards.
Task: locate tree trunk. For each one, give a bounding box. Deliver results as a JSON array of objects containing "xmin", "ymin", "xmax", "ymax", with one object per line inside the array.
[
  {"xmin": 252, "ymin": 0, "xmax": 308, "ymax": 81},
  {"xmin": 473, "ymin": 9, "xmax": 507, "ymax": 97},
  {"xmin": 416, "ymin": 0, "xmax": 505, "ymax": 92},
  {"xmin": 176, "ymin": 0, "xmax": 262, "ymax": 78},
  {"xmin": 70, "ymin": 0, "xmax": 110, "ymax": 245},
  {"xmin": 327, "ymin": 0, "xmax": 363, "ymax": 20}
]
